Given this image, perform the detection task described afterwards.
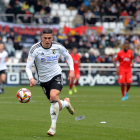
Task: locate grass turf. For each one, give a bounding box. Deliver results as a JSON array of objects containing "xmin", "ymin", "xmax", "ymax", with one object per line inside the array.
[{"xmin": 0, "ymin": 86, "xmax": 140, "ymax": 140}]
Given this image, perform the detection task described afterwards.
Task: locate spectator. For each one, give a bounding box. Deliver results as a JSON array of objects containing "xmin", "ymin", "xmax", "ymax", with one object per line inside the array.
[
  {"xmin": 98, "ymin": 44, "xmax": 105, "ymax": 56},
  {"xmin": 67, "ymin": 32, "xmax": 73, "ymax": 43},
  {"xmin": 81, "ymin": 32, "xmax": 89, "ymax": 42},
  {"xmin": 69, "ymin": 37, "xmax": 79, "ymax": 49},
  {"xmin": 22, "ymin": 1, "xmax": 29, "ymax": 10},
  {"xmin": 14, "ymin": 38, "xmax": 22, "ymax": 50},
  {"xmin": 81, "ymin": 53, "xmax": 89, "ymax": 63},
  {"xmin": 117, "ymin": 34, "xmax": 125, "ymax": 45},
  {"xmin": 34, "ymin": 31, "xmax": 41, "ymax": 43},
  {"xmin": 134, "ymin": 45, "xmax": 140, "ymax": 56},
  {"xmin": 120, "ymin": 10, "xmax": 128, "ymax": 16},
  {"xmin": 109, "ymin": 37, "xmax": 115, "ymax": 48},
  {"xmin": 74, "ymin": 32, "xmax": 81, "ymax": 43},
  {"xmin": 45, "ymin": 4, "xmax": 51, "ymax": 14},
  {"xmin": 58, "ymin": 30, "xmax": 67, "ymax": 43},
  {"xmin": 53, "ymin": 13, "xmax": 60, "ymax": 24},
  {"xmin": 53, "ymin": 30, "xmax": 58, "ymax": 42},
  {"xmin": 67, "ymin": 0, "xmax": 76, "ymax": 10},
  {"xmin": 87, "ymin": 13, "xmax": 97, "ymax": 25},
  {"xmin": 136, "ymin": 10, "xmax": 140, "ymax": 23},
  {"xmin": 21, "ymin": 48, "xmax": 28, "ymax": 62},
  {"xmin": 1, "ymin": 31, "xmax": 7, "ymax": 43},
  {"xmin": 84, "ymin": 0, "xmax": 90, "ymax": 7},
  {"xmin": 8, "ymin": 31, "xmax": 15, "ymax": 41},
  {"xmin": 5, "ymin": 37, "xmax": 15, "ymax": 57},
  {"xmin": 63, "ymin": 40, "xmax": 71, "ymax": 50},
  {"xmin": 72, "ymin": 13, "xmax": 83, "ymax": 27},
  {"xmin": 111, "ymin": 4, "xmax": 116, "ymax": 13},
  {"xmin": 5, "ymin": 5, "xmax": 14, "ymax": 22},
  {"xmin": 105, "ymin": 45, "xmax": 115, "ymax": 55},
  {"xmin": 43, "ymin": 14, "xmax": 52, "ymax": 24},
  {"xmin": 100, "ymin": 8, "xmax": 106, "ymax": 20},
  {"xmin": 132, "ymin": 34, "xmax": 140, "ymax": 45},
  {"xmin": 105, "ymin": 0, "xmax": 111, "ymax": 8},
  {"xmin": 89, "ymin": 45, "xmax": 100, "ymax": 57},
  {"xmin": 78, "ymin": 6, "xmax": 85, "ymax": 16},
  {"xmin": 87, "ymin": 1, "xmax": 94, "ymax": 11},
  {"xmin": 34, "ymin": 1, "xmax": 43, "ymax": 12},
  {"xmin": 89, "ymin": 51, "xmax": 96, "ymax": 63},
  {"xmin": 29, "ymin": 5, "xmax": 35, "ymax": 14},
  {"xmin": 13, "ymin": 0, "xmax": 21, "ymax": 16}
]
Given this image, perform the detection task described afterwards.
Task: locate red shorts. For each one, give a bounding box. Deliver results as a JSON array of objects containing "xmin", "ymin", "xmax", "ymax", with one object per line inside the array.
[
  {"xmin": 75, "ymin": 70, "xmax": 80, "ymax": 78},
  {"xmin": 118, "ymin": 70, "xmax": 132, "ymax": 84}
]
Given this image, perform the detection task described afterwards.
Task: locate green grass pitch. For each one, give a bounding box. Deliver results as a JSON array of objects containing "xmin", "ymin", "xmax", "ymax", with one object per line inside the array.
[{"xmin": 0, "ymin": 86, "xmax": 140, "ymax": 140}]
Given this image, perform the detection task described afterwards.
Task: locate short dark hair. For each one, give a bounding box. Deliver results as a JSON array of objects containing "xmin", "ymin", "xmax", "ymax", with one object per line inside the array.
[{"xmin": 42, "ymin": 28, "xmax": 52, "ymax": 34}]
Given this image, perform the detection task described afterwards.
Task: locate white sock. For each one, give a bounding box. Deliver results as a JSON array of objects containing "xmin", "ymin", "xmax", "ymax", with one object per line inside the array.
[
  {"xmin": 50, "ymin": 100, "xmax": 59, "ymax": 128},
  {"xmin": 1, "ymin": 82, "xmax": 4, "ymax": 89},
  {"xmin": 60, "ymin": 100, "xmax": 69, "ymax": 110}
]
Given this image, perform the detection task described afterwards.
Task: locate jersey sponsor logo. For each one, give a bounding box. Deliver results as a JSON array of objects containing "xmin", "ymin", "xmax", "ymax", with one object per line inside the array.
[
  {"xmin": 123, "ymin": 58, "xmax": 130, "ymax": 61},
  {"xmin": 52, "ymin": 49, "xmax": 56, "ymax": 54},
  {"xmin": 41, "ymin": 55, "xmax": 58, "ymax": 62}
]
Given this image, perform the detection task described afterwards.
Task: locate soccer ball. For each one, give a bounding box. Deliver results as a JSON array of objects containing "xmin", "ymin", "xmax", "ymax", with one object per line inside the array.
[{"xmin": 16, "ymin": 88, "xmax": 31, "ymax": 103}]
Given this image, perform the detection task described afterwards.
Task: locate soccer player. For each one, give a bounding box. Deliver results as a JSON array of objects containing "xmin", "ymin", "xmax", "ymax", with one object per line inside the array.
[
  {"xmin": 26, "ymin": 28, "xmax": 75, "ymax": 136},
  {"xmin": 0, "ymin": 43, "xmax": 8, "ymax": 94},
  {"xmin": 114, "ymin": 42, "xmax": 133, "ymax": 100},
  {"xmin": 69, "ymin": 48, "xmax": 80, "ymax": 95}
]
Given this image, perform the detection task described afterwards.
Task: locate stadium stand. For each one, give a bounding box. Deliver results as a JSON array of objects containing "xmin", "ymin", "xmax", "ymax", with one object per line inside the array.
[{"xmin": 0, "ymin": 0, "xmax": 140, "ymax": 65}]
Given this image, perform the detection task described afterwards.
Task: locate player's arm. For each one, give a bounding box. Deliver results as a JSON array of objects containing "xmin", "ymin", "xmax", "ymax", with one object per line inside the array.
[
  {"xmin": 60, "ymin": 46, "xmax": 75, "ymax": 84},
  {"xmin": 26, "ymin": 55, "xmax": 36, "ymax": 87},
  {"xmin": 113, "ymin": 54, "xmax": 119, "ymax": 75}
]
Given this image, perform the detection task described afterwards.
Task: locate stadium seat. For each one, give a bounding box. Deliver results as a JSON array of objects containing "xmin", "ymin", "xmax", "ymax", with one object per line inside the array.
[
  {"xmin": 51, "ymin": 10, "xmax": 57, "ymax": 16},
  {"xmin": 69, "ymin": 16, "xmax": 75, "ymax": 22},
  {"xmin": 110, "ymin": 22, "xmax": 116, "ymax": 28},
  {"xmin": 59, "ymin": 22, "xmax": 65, "ymax": 28},
  {"xmin": 95, "ymin": 22, "xmax": 102, "ymax": 26},
  {"xmin": 117, "ymin": 22, "xmax": 125, "ymax": 29},
  {"xmin": 52, "ymin": 4, "xmax": 59, "ymax": 10},
  {"xmin": 103, "ymin": 22, "xmax": 109, "ymax": 29},
  {"xmin": 71, "ymin": 10, "xmax": 77, "ymax": 16},
  {"xmin": 61, "ymin": 16, "xmax": 68, "ymax": 22},
  {"xmin": 64, "ymin": 10, "xmax": 71, "ymax": 16},
  {"xmin": 15, "ymin": 50, "xmax": 22, "ymax": 59},
  {"xmin": 59, "ymin": 4, "xmax": 67, "ymax": 10},
  {"xmin": 58, "ymin": 10, "xmax": 64, "ymax": 16}
]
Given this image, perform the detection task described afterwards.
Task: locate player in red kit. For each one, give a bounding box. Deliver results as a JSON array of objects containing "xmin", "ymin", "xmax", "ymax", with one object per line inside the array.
[
  {"xmin": 114, "ymin": 42, "xmax": 134, "ymax": 100},
  {"xmin": 69, "ymin": 48, "xmax": 80, "ymax": 95}
]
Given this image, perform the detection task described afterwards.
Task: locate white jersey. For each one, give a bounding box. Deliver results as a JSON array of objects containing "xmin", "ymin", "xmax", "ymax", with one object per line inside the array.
[
  {"xmin": 0, "ymin": 50, "xmax": 8, "ymax": 71},
  {"xmin": 26, "ymin": 41, "xmax": 74, "ymax": 83}
]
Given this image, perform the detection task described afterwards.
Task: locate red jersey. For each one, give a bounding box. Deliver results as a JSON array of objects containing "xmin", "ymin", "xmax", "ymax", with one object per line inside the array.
[
  {"xmin": 115, "ymin": 49, "xmax": 133, "ymax": 71},
  {"xmin": 71, "ymin": 53, "xmax": 80, "ymax": 70}
]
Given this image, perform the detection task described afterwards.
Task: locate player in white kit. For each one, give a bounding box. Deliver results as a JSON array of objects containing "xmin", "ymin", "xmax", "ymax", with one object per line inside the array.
[
  {"xmin": 0, "ymin": 43, "xmax": 8, "ymax": 94},
  {"xmin": 26, "ymin": 28, "xmax": 75, "ymax": 136}
]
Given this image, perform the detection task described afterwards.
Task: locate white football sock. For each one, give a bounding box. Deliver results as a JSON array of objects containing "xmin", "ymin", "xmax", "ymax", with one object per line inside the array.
[
  {"xmin": 60, "ymin": 100, "xmax": 69, "ymax": 110},
  {"xmin": 1, "ymin": 82, "xmax": 4, "ymax": 89},
  {"xmin": 50, "ymin": 100, "xmax": 59, "ymax": 128}
]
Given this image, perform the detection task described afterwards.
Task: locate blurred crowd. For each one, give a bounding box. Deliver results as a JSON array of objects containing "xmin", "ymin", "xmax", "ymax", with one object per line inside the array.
[
  {"xmin": 0, "ymin": 28, "xmax": 140, "ymax": 64},
  {"xmin": 57, "ymin": 30, "xmax": 140, "ymax": 64},
  {"xmin": 51, "ymin": 0, "xmax": 140, "ymax": 28},
  {"xmin": 1, "ymin": 0, "xmax": 140, "ymax": 64},
  {"xmin": 5, "ymin": 0, "xmax": 60, "ymax": 24}
]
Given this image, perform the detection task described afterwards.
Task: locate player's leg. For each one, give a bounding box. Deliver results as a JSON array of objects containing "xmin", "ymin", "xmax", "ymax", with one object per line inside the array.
[
  {"xmin": 69, "ymin": 82, "xmax": 73, "ymax": 95},
  {"xmin": 0, "ymin": 73, "xmax": 2, "ymax": 94},
  {"xmin": 125, "ymin": 71, "xmax": 132, "ymax": 100},
  {"xmin": 118, "ymin": 71, "xmax": 125, "ymax": 100},
  {"xmin": 73, "ymin": 77, "xmax": 78, "ymax": 93},
  {"xmin": 1, "ymin": 72, "xmax": 6, "ymax": 93}
]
